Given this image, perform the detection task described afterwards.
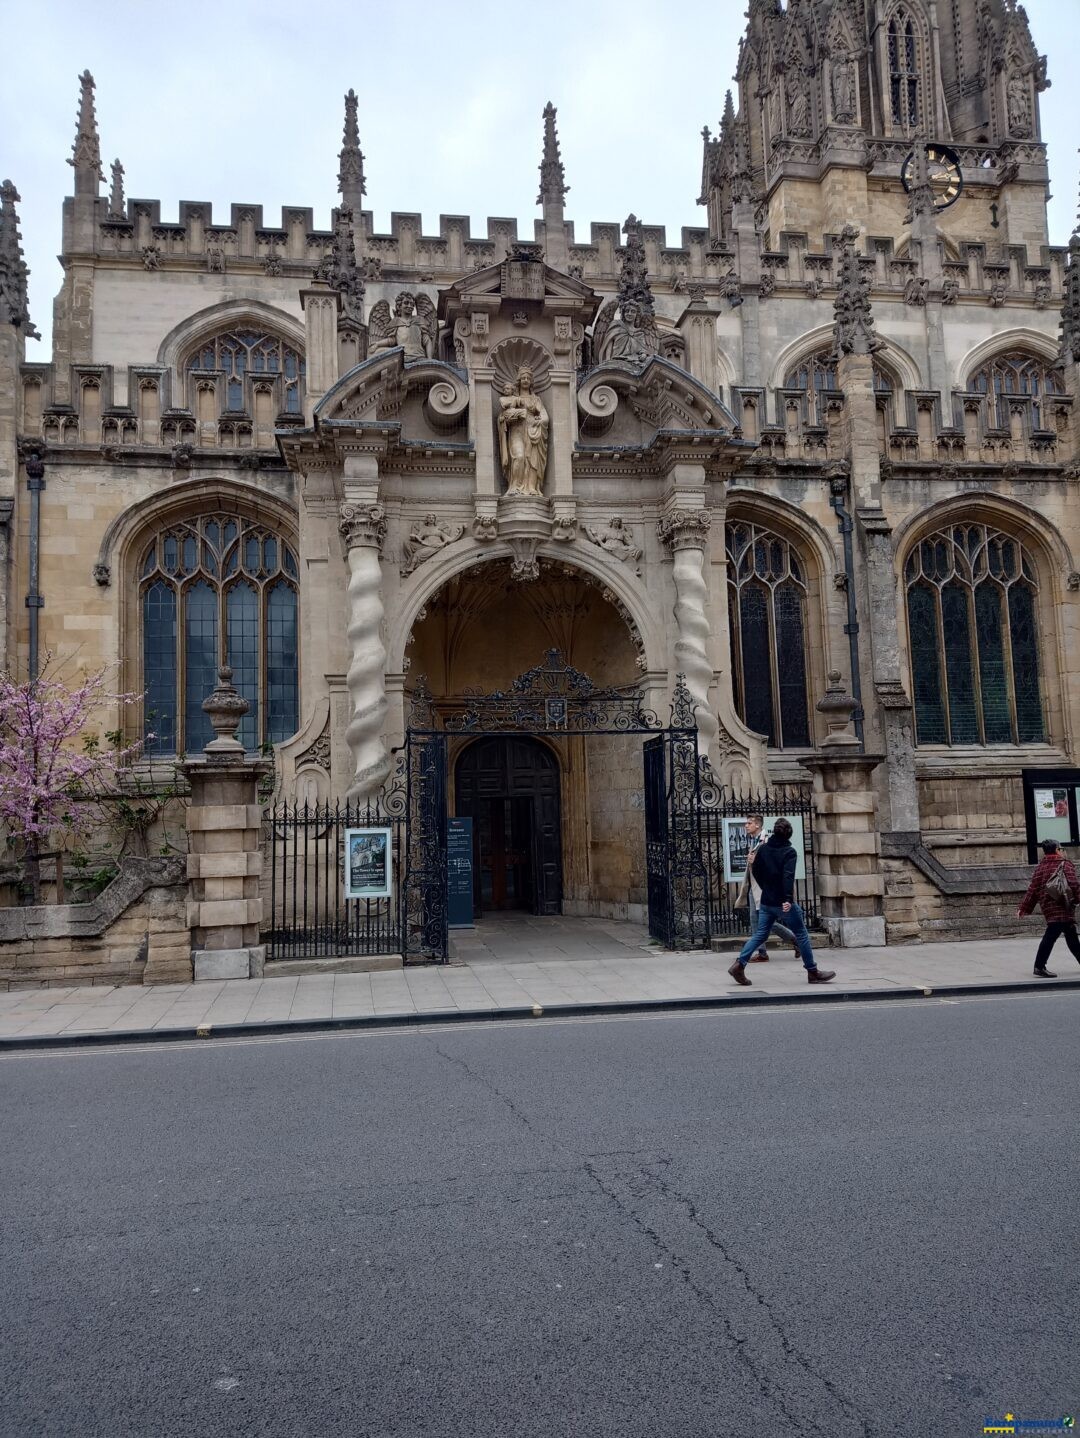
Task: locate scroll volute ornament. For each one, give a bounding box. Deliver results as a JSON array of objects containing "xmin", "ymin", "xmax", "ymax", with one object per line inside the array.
[
  {"xmin": 657, "ymin": 508, "xmax": 711, "ymax": 551},
  {"xmin": 339, "ymin": 501, "xmax": 386, "ymax": 551}
]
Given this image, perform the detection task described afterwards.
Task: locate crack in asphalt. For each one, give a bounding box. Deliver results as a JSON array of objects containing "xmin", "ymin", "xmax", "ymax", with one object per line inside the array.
[
  {"xmin": 642, "ymin": 1158, "xmax": 875, "ymax": 1438},
  {"xmin": 584, "ymin": 1158, "xmax": 874, "ymax": 1438},
  {"xmin": 430, "ymin": 1039, "xmax": 537, "ymax": 1132}
]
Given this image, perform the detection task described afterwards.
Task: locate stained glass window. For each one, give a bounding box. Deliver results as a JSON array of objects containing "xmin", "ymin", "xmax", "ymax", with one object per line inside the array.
[
  {"xmin": 187, "ymin": 330, "xmax": 305, "ymax": 417},
  {"xmin": 969, "ymin": 351, "xmax": 1064, "ymax": 429},
  {"xmin": 726, "ymin": 523, "xmax": 812, "ymax": 748},
  {"xmin": 905, "ymin": 524, "xmax": 1045, "ymax": 746},
  {"xmin": 141, "ymin": 513, "xmax": 299, "ymax": 756}
]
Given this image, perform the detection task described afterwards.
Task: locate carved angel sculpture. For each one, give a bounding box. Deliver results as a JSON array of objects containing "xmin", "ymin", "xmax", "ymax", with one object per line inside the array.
[
  {"xmin": 592, "ymin": 298, "xmax": 659, "ymax": 366},
  {"xmin": 369, "ymin": 291, "xmax": 437, "ymax": 360}
]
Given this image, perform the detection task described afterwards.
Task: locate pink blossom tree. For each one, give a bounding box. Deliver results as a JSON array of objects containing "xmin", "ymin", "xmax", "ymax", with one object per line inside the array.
[{"xmin": 0, "ymin": 659, "xmax": 146, "ymax": 902}]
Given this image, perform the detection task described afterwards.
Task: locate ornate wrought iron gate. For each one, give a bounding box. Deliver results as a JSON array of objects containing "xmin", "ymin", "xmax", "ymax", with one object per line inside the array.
[{"xmin": 402, "ymin": 651, "xmax": 703, "ymax": 963}]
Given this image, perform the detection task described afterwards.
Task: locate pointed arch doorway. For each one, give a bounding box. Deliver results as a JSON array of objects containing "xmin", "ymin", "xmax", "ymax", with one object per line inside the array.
[{"xmin": 454, "ymin": 736, "xmax": 562, "ymax": 916}]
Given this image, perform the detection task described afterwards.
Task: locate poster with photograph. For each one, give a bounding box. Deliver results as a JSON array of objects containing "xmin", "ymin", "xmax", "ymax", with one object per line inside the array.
[
  {"xmin": 722, "ymin": 816, "xmax": 806, "ymax": 883},
  {"xmin": 1032, "ymin": 788, "xmax": 1072, "ymax": 843},
  {"xmin": 344, "ymin": 827, "xmax": 393, "ymax": 900}
]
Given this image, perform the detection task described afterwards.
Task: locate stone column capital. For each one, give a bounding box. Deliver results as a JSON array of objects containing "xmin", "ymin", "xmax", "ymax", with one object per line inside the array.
[
  {"xmin": 657, "ymin": 507, "xmax": 711, "ymax": 552},
  {"xmin": 338, "ymin": 501, "xmax": 386, "ymax": 552}
]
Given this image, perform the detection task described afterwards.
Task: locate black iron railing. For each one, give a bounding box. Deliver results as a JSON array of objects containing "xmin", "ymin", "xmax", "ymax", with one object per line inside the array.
[
  {"xmin": 265, "ymin": 800, "xmax": 405, "ymax": 962},
  {"xmin": 697, "ymin": 786, "xmax": 820, "ymax": 938}
]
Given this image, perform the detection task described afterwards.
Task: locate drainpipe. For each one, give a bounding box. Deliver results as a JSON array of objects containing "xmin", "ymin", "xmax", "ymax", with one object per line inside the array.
[
  {"xmin": 23, "ymin": 447, "xmax": 46, "ymax": 683},
  {"xmin": 828, "ymin": 470, "xmax": 865, "ymax": 748}
]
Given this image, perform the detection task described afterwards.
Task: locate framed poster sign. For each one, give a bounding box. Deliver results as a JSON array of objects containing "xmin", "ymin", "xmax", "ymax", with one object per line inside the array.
[
  {"xmin": 344, "ymin": 827, "xmax": 393, "ymax": 900},
  {"xmin": 721, "ymin": 815, "xmax": 806, "ymax": 883}
]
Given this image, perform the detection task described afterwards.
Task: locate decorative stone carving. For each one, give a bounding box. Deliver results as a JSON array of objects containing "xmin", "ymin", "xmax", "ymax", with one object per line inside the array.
[
  {"xmin": 1067, "ymin": 572, "xmax": 1080, "ymax": 592},
  {"xmin": 656, "ymin": 508, "xmax": 711, "ymax": 551},
  {"xmin": 988, "ymin": 275, "xmax": 1009, "ymax": 307},
  {"xmin": 593, "ymin": 214, "xmax": 660, "ymax": 365},
  {"xmin": 201, "ymin": 665, "xmax": 248, "ymax": 752},
  {"xmin": 0, "ymin": 181, "xmax": 36, "ymax": 334},
  {"xmin": 1034, "ymin": 277, "xmax": 1051, "ymax": 309},
  {"xmin": 719, "ymin": 268, "xmax": 743, "ymax": 308},
  {"xmin": 903, "ymin": 274, "xmax": 928, "ymax": 306},
  {"xmin": 552, "ymin": 510, "xmax": 577, "ymax": 542},
  {"xmin": 586, "ymin": 516, "xmax": 642, "ymax": 572},
  {"xmin": 942, "ymin": 277, "xmax": 960, "ymax": 305},
  {"xmin": 508, "ymin": 538, "xmax": 541, "ymax": 582},
  {"xmin": 338, "ymin": 501, "xmax": 386, "ymax": 551},
  {"xmin": 141, "ymin": 245, "xmax": 161, "ymax": 271},
  {"xmin": 488, "ymin": 336, "xmax": 552, "ymax": 395},
  {"xmin": 297, "ymin": 720, "xmax": 332, "ymax": 775},
  {"xmin": 206, "ymin": 241, "xmax": 225, "ymax": 274},
  {"xmin": 1006, "ymin": 71, "xmax": 1032, "ymax": 137},
  {"xmin": 315, "ymin": 207, "xmax": 365, "ymax": 324},
  {"xmin": 472, "ymin": 513, "xmax": 498, "ymax": 542},
  {"xmin": 92, "ymin": 562, "xmax": 111, "ymax": 587},
  {"xmin": 400, "ymin": 513, "xmax": 465, "ymax": 575},
  {"xmin": 832, "ymin": 225, "xmax": 881, "ymax": 355},
  {"xmin": 817, "ymin": 671, "xmax": 860, "ymax": 747},
  {"xmin": 369, "ymin": 291, "xmax": 436, "ymax": 360},
  {"xmin": 170, "ymin": 443, "xmax": 193, "ymax": 467},
  {"xmin": 787, "ymin": 82, "xmax": 811, "ymax": 138},
  {"xmin": 830, "ymin": 50, "xmax": 857, "ymax": 123},
  {"xmin": 263, "ymin": 254, "xmax": 283, "ymax": 277},
  {"xmin": 497, "ymin": 367, "xmax": 549, "ymax": 496},
  {"xmin": 1059, "ymin": 236, "xmax": 1080, "ymax": 363},
  {"xmin": 108, "ymin": 159, "xmax": 125, "ymax": 218}
]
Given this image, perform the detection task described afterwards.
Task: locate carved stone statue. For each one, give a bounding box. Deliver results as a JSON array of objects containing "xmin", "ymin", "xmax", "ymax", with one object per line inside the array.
[
  {"xmin": 369, "ymin": 291, "xmax": 436, "ymax": 360},
  {"xmin": 788, "ymin": 83, "xmax": 811, "ymax": 137},
  {"xmin": 401, "ymin": 513, "xmax": 465, "ymax": 575},
  {"xmin": 497, "ymin": 367, "xmax": 549, "ymax": 496},
  {"xmin": 594, "ymin": 298, "xmax": 658, "ymax": 365},
  {"xmin": 586, "ymin": 516, "xmax": 642, "ymax": 571},
  {"xmin": 1006, "ymin": 72, "xmax": 1032, "ymax": 137},
  {"xmin": 830, "ymin": 52, "xmax": 856, "ymax": 123}
]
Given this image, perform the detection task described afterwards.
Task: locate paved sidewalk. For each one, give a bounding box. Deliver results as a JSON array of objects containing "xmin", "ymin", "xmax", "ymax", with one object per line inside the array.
[{"xmin": 1, "ymin": 932, "xmax": 1079, "ymax": 1047}]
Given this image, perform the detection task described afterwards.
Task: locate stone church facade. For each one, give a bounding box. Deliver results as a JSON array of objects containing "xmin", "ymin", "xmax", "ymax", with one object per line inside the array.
[{"xmin": 1, "ymin": 0, "xmax": 1078, "ymax": 947}]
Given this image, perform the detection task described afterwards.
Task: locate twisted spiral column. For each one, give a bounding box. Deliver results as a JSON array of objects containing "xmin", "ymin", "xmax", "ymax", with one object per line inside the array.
[
  {"xmin": 339, "ymin": 502, "xmax": 390, "ymax": 800},
  {"xmin": 658, "ymin": 509, "xmax": 719, "ymax": 759}
]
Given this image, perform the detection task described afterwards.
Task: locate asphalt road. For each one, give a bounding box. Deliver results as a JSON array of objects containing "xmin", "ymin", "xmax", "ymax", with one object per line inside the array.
[{"xmin": 2, "ymin": 993, "xmax": 1078, "ymax": 1438}]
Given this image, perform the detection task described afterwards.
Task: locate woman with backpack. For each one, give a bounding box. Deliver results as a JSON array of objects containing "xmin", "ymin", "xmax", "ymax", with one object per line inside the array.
[{"xmin": 1017, "ymin": 839, "xmax": 1080, "ymax": 976}]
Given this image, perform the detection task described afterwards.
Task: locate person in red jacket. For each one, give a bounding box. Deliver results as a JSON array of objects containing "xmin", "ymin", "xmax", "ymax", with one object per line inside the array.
[{"xmin": 1017, "ymin": 839, "xmax": 1080, "ymax": 977}]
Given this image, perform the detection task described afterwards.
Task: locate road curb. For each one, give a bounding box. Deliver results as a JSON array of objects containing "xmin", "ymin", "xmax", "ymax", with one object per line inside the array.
[{"xmin": 2, "ymin": 974, "xmax": 1078, "ymax": 1052}]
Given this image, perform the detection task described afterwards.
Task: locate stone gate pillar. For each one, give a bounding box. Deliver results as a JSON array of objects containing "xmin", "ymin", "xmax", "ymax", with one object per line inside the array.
[
  {"xmin": 183, "ymin": 668, "xmax": 271, "ymax": 981},
  {"xmin": 802, "ymin": 675, "xmax": 885, "ymax": 948}
]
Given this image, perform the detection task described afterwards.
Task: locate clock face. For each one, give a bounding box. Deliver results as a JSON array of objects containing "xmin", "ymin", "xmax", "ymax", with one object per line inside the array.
[{"xmin": 901, "ymin": 143, "xmax": 964, "ymax": 210}]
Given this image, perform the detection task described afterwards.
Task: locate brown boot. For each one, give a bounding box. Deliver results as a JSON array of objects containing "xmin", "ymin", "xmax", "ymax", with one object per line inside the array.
[
  {"xmin": 749, "ymin": 950, "xmax": 769, "ymax": 963},
  {"xmin": 728, "ymin": 961, "xmax": 752, "ymax": 986},
  {"xmin": 807, "ymin": 968, "xmax": 836, "ymax": 984}
]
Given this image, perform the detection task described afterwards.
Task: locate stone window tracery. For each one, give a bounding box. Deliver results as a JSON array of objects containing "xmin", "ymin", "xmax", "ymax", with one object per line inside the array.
[
  {"xmin": 784, "ymin": 348, "xmax": 891, "ymax": 424},
  {"xmin": 887, "ymin": 6, "xmax": 923, "ymax": 130},
  {"xmin": 904, "ymin": 524, "xmax": 1044, "ymax": 747},
  {"xmin": 726, "ymin": 523, "xmax": 811, "ymax": 749},
  {"xmin": 186, "ymin": 329, "xmax": 305, "ymax": 418},
  {"xmin": 140, "ymin": 513, "xmax": 299, "ymax": 755},
  {"xmin": 968, "ymin": 351, "xmax": 1064, "ymax": 429}
]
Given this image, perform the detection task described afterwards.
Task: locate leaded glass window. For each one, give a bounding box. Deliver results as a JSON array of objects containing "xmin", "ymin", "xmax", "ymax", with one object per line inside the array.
[
  {"xmin": 784, "ymin": 349, "xmax": 892, "ymax": 423},
  {"xmin": 905, "ymin": 524, "xmax": 1045, "ymax": 746},
  {"xmin": 726, "ymin": 523, "xmax": 812, "ymax": 748},
  {"xmin": 969, "ymin": 351, "xmax": 1064, "ymax": 429},
  {"xmin": 187, "ymin": 330, "xmax": 305, "ymax": 416},
  {"xmin": 141, "ymin": 514, "xmax": 299, "ymax": 755},
  {"xmin": 888, "ymin": 8, "xmax": 921, "ymax": 129}
]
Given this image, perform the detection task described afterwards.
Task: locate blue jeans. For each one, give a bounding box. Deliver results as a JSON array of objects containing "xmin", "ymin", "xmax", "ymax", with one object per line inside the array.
[
  {"xmin": 737, "ymin": 901, "xmax": 817, "ymax": 970},
  {"xmin": 747, "ymin": 888, "xmax": 796, "ymax": 953}
]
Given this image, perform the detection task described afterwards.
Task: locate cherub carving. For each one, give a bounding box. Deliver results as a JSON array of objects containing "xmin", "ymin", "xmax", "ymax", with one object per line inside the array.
[
  {"xmin": 585, "ymin": 515, "xmax": 643, "ymax": 572},
  {"xmin": 400, "ymin": 513, "xmax": 465, "ymax": 575},
  {"xmin": 369, "ymin": 291, "xmax": 437, "ymax": 361},
  {"xmin": 592, "ymin": 297, "xmax": 659, "ymax": 366}
]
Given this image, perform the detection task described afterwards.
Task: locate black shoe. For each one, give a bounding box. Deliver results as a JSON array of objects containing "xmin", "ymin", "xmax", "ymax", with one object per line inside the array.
[
  {"xmin": 1034, "ymin": 966, "xmax": 1056, "ymax": 978},
  {"xmin": 807, "ymin": 968, "xmax": 836, "ymax": 984},
  {"xmin": 728, "ymin": 961, "xmax": 751, "ymax": 987}
]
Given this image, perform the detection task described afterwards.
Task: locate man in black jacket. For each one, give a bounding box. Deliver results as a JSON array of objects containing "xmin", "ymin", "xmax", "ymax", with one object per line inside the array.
[{"xmin": 727, "ymin": 818, "xmax": 835, "ymax": 986}]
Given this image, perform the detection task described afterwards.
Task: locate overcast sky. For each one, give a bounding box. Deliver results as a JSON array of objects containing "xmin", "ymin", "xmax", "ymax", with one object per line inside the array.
[{"xmin": 3, "ymin": 0, "xmax": 1078, "ymax": 358}]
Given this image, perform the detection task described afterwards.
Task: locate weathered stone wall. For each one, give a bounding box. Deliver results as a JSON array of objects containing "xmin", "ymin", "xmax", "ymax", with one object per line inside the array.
[{"xmin": 0, "ymin": 857, "xmax": 189, "ymax": 990}]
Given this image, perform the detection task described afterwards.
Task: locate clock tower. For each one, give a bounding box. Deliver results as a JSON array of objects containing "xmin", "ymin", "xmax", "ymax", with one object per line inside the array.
[{"xmin": 701, "ymin": 0, "xmax": 1052, "ymax": 262}]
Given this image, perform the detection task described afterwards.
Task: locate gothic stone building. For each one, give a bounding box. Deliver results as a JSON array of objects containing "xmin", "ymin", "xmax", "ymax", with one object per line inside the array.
[{"xmin": 1, "ymin": 0, "xmax": 1078, "ymax": 948}]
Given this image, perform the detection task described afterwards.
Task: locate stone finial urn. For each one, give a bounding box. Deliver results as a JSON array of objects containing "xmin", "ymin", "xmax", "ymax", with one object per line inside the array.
[
  {"xmin": 201, "ymin": 665, "xmax": 249, "ymax": 753},
  {"xmin": 816, "ymin": 670, "xmax": 860, "ymax": 748}
]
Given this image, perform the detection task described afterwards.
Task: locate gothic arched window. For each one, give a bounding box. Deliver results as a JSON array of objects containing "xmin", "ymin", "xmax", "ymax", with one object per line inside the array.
[
  {"xmin": 141, "ymin": 513, "xmax": 299, "ymax": 755},
  {"xmin": 784, "ymin": 349, "xmax": 892, "ymax": 423},
  {"xmin": 905, "ymin": 524, "xmax": 1044, "ymax": 746},
  {"xmin": 726, "ymin": 522, "xmax": 811, "ymax": 748},
  {"xmin": 969, "ymin": 351, "xmax": 1064, "ymax": 429},
  {"xmin": 187, "ymin": 330, "xmax": 305, "ymax": 417},
  {"xmin": 887, "ymin": 7, "xmax": 922, "ymax": 129}
]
